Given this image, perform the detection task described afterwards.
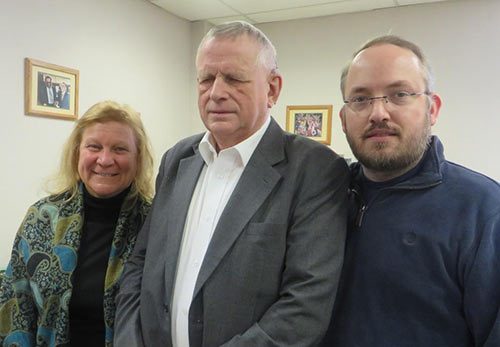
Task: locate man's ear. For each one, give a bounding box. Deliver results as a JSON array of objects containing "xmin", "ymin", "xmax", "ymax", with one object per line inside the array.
[
  {"xmin": 428, "ymin": 93, "xmax": 442, "ymax": 126},
  {"xmin": 267, "ymin": 73, "xmax": 282, "ymax": 108},
  {"xmin": 339, "ymin": 107, "xmax": 347, "ymax": 133}
]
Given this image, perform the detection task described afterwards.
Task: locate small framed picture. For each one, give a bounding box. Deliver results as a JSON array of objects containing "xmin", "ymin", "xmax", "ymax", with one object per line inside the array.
[
  {"xmin": 25, "ymin": 58, "xmax": 79, "ymax": 120},
  {"xmin": 286, "ymin": 105, "xmax": 332, "ymax": 145}
]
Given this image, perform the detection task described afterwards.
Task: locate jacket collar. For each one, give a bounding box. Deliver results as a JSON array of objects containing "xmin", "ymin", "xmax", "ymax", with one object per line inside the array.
[{"xmin": 190, "ymin": 117, "xmax": 284, "ymax": 167}]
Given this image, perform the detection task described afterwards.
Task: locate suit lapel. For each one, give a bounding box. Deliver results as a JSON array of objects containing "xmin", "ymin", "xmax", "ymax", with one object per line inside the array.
[
  {"xmin": 193, "ymin": 119, "xmax": 285, "ymax": 298},
  {"xmin": 164, "ymin": 147, "xmax": 205, "ymax": 297}
]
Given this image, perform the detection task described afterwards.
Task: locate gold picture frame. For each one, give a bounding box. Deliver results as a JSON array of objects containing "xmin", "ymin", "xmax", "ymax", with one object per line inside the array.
[
  {"xmin": 25, "ymin": 58, "xmax": 79, "ymax": 120},
  {"xmin": 286, "ymin": 105, "xmax": 332, "ymax": 145}
]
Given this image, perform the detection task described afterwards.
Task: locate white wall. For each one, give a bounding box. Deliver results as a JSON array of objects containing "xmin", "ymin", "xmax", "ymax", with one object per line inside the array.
[
  {"xmin": 258, "ymin": 0, "xmax": 500, "ymax": 181},
  {"xmin": 0, "ymin": 0, "xmax": 193, "ymax": 266}
]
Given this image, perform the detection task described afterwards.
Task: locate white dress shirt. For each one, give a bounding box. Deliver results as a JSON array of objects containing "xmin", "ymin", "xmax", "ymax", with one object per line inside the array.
[
  {"xmin": 46, "ymin": 86, "xmax": 54, "ymax": 104},
  {"xmin": 171, "ymin": 117, "xmax": 271, "ymax": 347}
]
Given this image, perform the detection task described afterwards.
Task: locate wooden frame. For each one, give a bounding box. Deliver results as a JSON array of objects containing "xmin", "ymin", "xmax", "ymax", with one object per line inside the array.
[
  {"xmin": 25, "ymin": 58, "xmax": 79, "ymax": 120},
  {"xmin": 286, "ymin": 105, "xmax": 332, "ymax": 145}
]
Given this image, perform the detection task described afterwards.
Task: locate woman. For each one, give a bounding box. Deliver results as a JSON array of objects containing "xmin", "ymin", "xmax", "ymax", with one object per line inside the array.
[
  {"xmin": 57, "ymin": 81, "xmax": 70, "ymax": 110},
  {"xmin": 0, "ymin": 100, "xmax": 154, "ymax": 346}
]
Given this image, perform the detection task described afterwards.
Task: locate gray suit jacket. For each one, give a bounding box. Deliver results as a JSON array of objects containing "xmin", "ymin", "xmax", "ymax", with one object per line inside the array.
[{"xmin": 115, "ymin": 119, "xmax": 349, "ymax": 346}]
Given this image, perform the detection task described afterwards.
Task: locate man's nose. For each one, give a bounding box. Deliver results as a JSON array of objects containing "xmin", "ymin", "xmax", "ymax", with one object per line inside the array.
[
  {"xmin": 209, "ymin": 76, "xmax": 229, "ymax": 101},
  {"xmin": 367, "ymin": 97, "xmax": 390, "ymax": 122}
]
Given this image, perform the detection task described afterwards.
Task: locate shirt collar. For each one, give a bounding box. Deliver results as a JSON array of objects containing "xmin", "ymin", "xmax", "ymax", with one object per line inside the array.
[{"xmin": 198, "ymin": 116, "xmax": 271, "ymax": 167}]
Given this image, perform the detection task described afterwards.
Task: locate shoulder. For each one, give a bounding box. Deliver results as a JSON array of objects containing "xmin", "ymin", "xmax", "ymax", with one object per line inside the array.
[
  {"xmin": 281, "ymin": 132, "xmax": 347, "ymax": 170},
  {"xmin": 27, "ymin": 191, "xmax": 73, "ymax": 216},
  {"xmin": 443, "ymin": 161, "xmax": 500, "ymax": 195},
  {"xmin": 254, "ymin": 121, "xmax": 349, "ymax": 182},
  {"xmin": 157, "ymin": 133, "xmax": 204, "ymax": 174},
  {"xmin": 158, "ymin": 133, "xmax": 203, "ymax": 166},
  {"xmin": 260, "ymin": 131, "xmax": 349, "ymax": 191},
  {"xmin": 432, "ymin": 136, "xmax": 500, "ymax": 198},
  {"xmin": 266, "ymin": 119, "xmax": 341, "ymax": 159},
  {"xmin": 442, "ymin": 161, "xmax": 500, "ymax": 215},
  {"xmin": 21, "ymin": 191, "xmax": 82, "ymax": 234},
  {"xmin": 283, "ymin": 131, "xmax": 334, "ymax": 153},
  {"xmin": 165, "ymin": 133, "xmax": 204, "ymax": 156}
]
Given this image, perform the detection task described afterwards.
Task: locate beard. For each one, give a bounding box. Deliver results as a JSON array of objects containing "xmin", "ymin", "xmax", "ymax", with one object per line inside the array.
[{"xmin": 347, "ymin": 114, "xmax": 432, "ymax": 174}]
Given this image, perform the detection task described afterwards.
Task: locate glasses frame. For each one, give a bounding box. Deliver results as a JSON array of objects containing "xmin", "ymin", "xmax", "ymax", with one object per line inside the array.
[{"xmin": 343, "ymin": 91, "xmax": 430, "ymax": 115}]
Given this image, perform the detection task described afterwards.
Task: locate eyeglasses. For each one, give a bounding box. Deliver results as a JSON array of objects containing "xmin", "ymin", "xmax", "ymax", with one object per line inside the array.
[{"xmin": 344, "ymin": 91, "xmax": 430, "ymax": 114}]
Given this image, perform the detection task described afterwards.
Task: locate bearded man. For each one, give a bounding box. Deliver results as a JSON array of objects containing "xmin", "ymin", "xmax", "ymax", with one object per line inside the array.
[{"xmin": 322, "ymin": 35, "xmax": 500, "ymax": 347}]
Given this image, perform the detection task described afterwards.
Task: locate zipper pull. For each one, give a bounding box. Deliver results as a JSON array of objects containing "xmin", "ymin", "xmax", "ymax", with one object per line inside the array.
[{"xmin": 356, "ymin": 205, "xmax": 366, "ymax": 229}]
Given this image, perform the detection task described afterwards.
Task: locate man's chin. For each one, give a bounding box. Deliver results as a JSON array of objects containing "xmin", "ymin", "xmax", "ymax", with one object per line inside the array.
[
  {"xmin": 208, "ymin": 121, "xmax": 237, "ymax": 134},
  {"xmin": 354, "ymin": 143, "xmax": 398, "ymax": 165}
]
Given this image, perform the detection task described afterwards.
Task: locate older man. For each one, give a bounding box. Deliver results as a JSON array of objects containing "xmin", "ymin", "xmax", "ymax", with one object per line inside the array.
[
  {"xmin": 115, "ymin": 21, "xmax": 349, "ymax": 347},
  {"xmin": 322, "ymin": 35, "xmax": 500, "ymax": 346},
  {"xmin": 37, "ymin": 75, "xmax": 56, "ymax": 106}
]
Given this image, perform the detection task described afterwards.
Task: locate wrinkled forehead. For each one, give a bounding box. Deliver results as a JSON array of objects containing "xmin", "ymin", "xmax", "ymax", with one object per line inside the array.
[{"xmin": 197, "ymin": 35, "xmax": 261, "ymax": 67}]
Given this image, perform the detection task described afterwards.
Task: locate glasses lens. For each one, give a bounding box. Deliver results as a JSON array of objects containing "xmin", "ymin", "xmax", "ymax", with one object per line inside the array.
[
  {"xmin": 352, "ymin": 101, "xmax": 367, "ymax": 112},
  {"xmin": 388, "ymin": 94, "xmax": 411, "ymax": 106},
  {"xmin": 346, "ymin": 97, "xmax": 369, "ymax": 113}
]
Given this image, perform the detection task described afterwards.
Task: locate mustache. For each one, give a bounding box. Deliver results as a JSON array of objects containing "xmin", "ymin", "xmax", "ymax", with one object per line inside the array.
[{"xmin": 362, "ymin": 122, "xmax": 399, "ymax": 139}]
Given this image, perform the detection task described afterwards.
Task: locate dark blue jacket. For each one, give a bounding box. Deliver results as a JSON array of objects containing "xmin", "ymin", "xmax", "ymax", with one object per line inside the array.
[{"xmin": 323, "ymin": 136, "xmax": 500, "ymax": 347}]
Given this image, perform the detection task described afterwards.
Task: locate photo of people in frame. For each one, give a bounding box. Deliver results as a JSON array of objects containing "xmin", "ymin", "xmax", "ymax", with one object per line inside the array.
[
  {"xmin": 286, "ymin": 105, "xmax": 332, "ymax": 145},
  {"xmin": 37, "ymin": 72, "xmax": 72, "ymax": 110},
  {"xmin": 293, "ymin": 112, "xmax": 323, "ymax": 138},
  {"xmin": 25, "ymin": 58, "xmax": 79, "ymax": 120}
]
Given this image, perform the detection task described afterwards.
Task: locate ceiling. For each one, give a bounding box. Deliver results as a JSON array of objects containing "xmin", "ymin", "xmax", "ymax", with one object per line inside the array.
[{"xmin": 148, "ymin": 0, "xmax": 452, "ymax": 25}]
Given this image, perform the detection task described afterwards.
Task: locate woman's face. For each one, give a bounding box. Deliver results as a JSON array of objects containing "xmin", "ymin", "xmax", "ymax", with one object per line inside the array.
[{"xmin": 78, "ymin": 121, "xmax": 138, "ymax": 198}]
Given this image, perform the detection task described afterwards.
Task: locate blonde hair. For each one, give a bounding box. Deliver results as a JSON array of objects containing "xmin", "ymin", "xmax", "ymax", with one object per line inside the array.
[{"xmin": 47, "ymin": 100, "xmax": 154, "ymax": 202}]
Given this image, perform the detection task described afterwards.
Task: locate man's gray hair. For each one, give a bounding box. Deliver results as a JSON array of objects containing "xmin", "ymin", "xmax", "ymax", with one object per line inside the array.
[
  {"xmin": 340, "ymin": 35, "xmax": 435, "ymax": 98},
  {"xmin": 196, "ymin": 20, "xmax": 278, "ymax": 71}
]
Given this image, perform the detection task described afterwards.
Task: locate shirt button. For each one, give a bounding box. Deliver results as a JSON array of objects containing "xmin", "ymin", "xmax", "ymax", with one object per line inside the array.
[{"xmin": 403, "ymin": 231, "xmax": 417, "ymax": 245}]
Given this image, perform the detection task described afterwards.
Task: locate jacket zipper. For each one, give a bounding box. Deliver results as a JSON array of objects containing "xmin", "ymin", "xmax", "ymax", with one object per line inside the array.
[{"xmin": 352, "ymin": 181, "xmax": 441, "ymax": 229}]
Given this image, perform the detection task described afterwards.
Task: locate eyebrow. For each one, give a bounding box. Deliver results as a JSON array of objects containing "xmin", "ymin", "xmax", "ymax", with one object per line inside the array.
[
  {"xmin": 385, "ymin": 80, "xmax": 415, "ymax": 89},
  {"xmin": 348, "ymin": 80, "xmax": 417, "ymax": 95},
  {"xmin": 82, "ymin": 138, "xmax": 132, "ymax": 147},
  {"xmin": 348, "ymin": 86, "xmax": 370, "ymax": 95},
  {"xmin": 197, "ymin": 68, "xmax": 248, "ymax": 80}
]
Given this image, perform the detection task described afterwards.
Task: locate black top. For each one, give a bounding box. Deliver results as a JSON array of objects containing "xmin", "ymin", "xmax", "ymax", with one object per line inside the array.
[
  {"xmin": 359, "ymin": 155, "xmax": 425, "ymax": 204},
  {"xmin": 69, "ymin": 186, "xmax": 129, "ymax": 346}
]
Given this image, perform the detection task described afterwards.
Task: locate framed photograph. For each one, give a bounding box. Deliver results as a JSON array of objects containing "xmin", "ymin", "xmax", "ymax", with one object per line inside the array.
[
  {"xmin": 25, "ymin": 58, "xmax": 79, "ymax": 120},
  {"xmin": 286, "ymin": 105, "xmax": 332, "ymax": 145}
]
